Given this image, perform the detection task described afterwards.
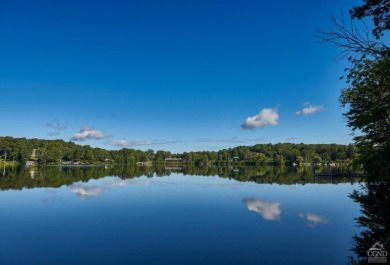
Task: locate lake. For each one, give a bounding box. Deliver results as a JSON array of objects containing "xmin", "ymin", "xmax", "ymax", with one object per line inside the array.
[{"xmin": 0, "ymin": 165, "xmax": 367, "ymax": 264}]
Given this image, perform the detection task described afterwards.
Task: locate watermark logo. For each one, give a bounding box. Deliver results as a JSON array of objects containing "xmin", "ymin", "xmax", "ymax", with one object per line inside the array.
[{"xmin": 367, "ymin": 242, "xmax": 387, "ymax": 264}]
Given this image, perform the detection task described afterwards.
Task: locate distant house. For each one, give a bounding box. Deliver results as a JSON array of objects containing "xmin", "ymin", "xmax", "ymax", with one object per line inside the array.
[{"xmin": 31, "ymin": 149, "xmax": 38, "ymax": 158}]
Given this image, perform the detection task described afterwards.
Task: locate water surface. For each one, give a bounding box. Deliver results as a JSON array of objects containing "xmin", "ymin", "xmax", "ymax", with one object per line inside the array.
[{"xmin": 0, "ymin": 166, "xmax": 361, "ymax": 264}]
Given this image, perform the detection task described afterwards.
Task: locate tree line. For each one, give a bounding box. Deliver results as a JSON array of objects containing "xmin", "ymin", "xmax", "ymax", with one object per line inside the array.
[{"xmin": 0, "ymin": 136, "xmax": 356, "ymax": 166}]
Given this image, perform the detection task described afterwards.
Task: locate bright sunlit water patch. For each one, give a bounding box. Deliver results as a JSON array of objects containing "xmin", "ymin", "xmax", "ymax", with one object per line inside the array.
[{"xmin": 0, "ymin": 172, "xmax": 360, "ymax": 265}]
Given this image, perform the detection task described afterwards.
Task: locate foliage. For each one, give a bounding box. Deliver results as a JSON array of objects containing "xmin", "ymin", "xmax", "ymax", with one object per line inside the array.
[
  {"xmin": 341, "ymin": 55, "xmax": 390, "ymax": 144},
  {"xmin": 341, "ymin": 54, "xmax": 390, "ymax": 176},
  {"xmin": 321, "ymin": 2, "xmax": 390, "ymax": 178},
  {"xmin": 0, "ymin": 136, "xmax": 356, "ymax": 166},
  {"xmin": 0, "ymin": 164, "xmax": 358, "ymax": 191},
  {"xmin": 350, "ymin": 0, "xmax": 390, "ymax": 39},
  {"xmin": 348, "ymin": 182, "xmax": 390, "ymax": 264}
]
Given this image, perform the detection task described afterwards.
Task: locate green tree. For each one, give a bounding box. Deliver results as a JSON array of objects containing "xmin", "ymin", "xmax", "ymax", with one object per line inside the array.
[
  {"xmin": 313, "ymin": 156, "xmax": 323, "ymax": 164},
  {"xmin": 84, "ymin": 147, "xmax": 96, "ymax": 163},
  {"xmin": 350, "ymin": 0, "xmax": 390, "ymax": 39},
  {"xmin": 273, "ymin": 154, "xmax": 285, "ymax": 165},
  {"xmin": 321, "ymin": 5, "xmax": 390, "ymax": 178},
  {"xmin": 341, "ymin": 55, "xmax": 390, "ymax": 176},
  {"xmin": 295, "ymin": 155, "xmax": 304, "ymax": 165}
]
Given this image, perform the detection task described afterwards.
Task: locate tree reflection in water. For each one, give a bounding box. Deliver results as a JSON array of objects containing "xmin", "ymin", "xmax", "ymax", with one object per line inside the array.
[
  {"xmin": 0, "ymin": 164, "xmax": 360, "ymax": 190},
  {"xmin": 349, "ymin": 182, "xmax": 390, "ymax": 264}
]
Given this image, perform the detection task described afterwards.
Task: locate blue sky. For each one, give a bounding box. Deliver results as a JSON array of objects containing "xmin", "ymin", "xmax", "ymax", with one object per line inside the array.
[{"xmin": 0, "ymin": 0, "xmax": 357, "ymax": 152}]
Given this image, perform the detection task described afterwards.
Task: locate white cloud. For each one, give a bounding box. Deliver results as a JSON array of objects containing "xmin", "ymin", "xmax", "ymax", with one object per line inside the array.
[
  {"xmin": 68, "ymin": 185, "xmax": 103, "ymax": 199},
  {"xmin": 106, "ymin": 138, "xmax": 180, "ymax": 147},
  {"xmin": 242, "ymin": 108, "xmax": 279, "ymax": 129},
  {"xmin": 106, "ymin": 139, "xmax": 133, "ymax": 147},
  {"xmin": 296, "ymin": 105, "xmax": 323, "ymax": 116},
  {"xmin": 106, "ymin": 139, "xmax": 155, "ymax": 147},
  {"xmin": 243, "ymin": 198, "xmax": 282, "ymax": 221},
  {"xmin": 197, "ymin": 136, "xmax": 244, "ymax": 143},
  {"xmin": 299, "ymin": 212, "xmax": 328, "ymax": 227},
  {"xmin": 71, "ymin": 126, "xmax": 110, "ymax": 141}
]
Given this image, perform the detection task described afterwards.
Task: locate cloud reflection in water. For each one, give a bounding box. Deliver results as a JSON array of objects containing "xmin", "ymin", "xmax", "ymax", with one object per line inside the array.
[
  {"xmin": 243, "ymin": 198, "xmax": 282, "ymax": 221},
  {"xmin": 106, "ymin": 178, "xmax": 153, "ymax": 187},
  {"xmin": 68, "ymin": 185, "xmax": 104, "ymax": 200},
  {"xmin": 299, "ymin": 212, "xmax": 328, "ymax": 227},
  {"xmin": 68, "ymin": 178, "xmax": 155, "ymax": 200}
]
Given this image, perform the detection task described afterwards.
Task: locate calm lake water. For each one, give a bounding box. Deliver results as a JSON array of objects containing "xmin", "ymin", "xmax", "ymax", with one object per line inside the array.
[{"xmin": 0, "ymin": 165, "xmax": 364, "ymax": 264}]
